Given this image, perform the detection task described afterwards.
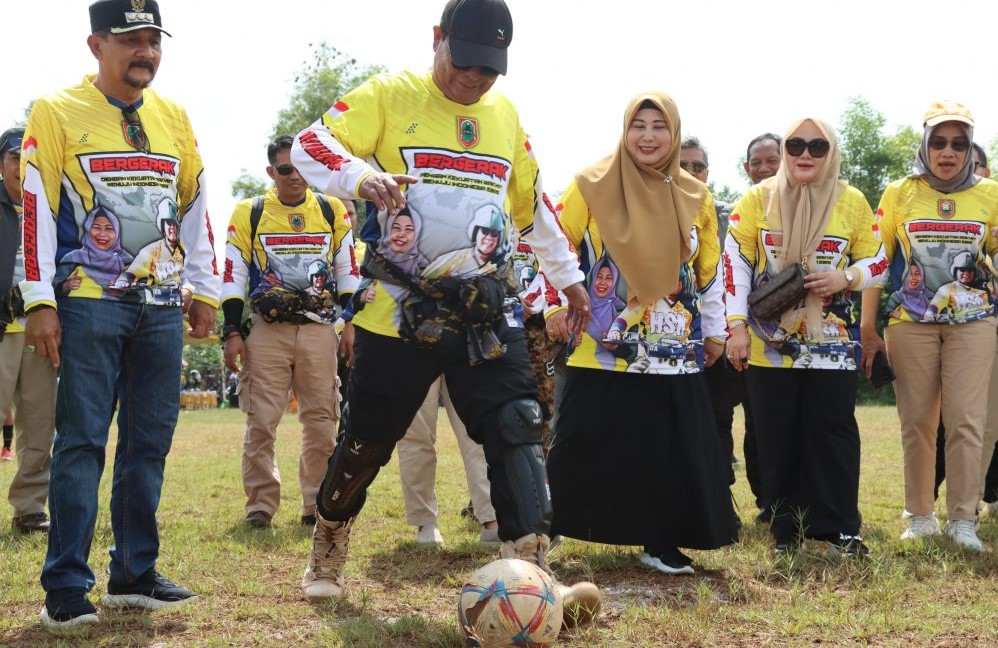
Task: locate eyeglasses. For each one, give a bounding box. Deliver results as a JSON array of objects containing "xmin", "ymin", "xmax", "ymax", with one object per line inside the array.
[
  {"xmin": 785, "ymin": 138, "xmax": 830, "ymax": 158},
  {"xmin": 274, "ymin": 164, "xmax": 298, "ymax": 176},
  {"xmin": 928, "ymin": 137, "xmax": 970, "ymax": 152},
  {"xmin": 680, "ymin": 161, "xmax": 708, "ymax": 174},
  {"xmin": 121, "ymin": 107, "xmax": 150, "ymax": 154}
]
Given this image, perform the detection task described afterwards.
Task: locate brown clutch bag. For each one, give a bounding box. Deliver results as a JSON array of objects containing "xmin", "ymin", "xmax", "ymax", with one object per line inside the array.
[{"xmin": 747, "ymin": 263, "xmax": 807, "ymax": 321}]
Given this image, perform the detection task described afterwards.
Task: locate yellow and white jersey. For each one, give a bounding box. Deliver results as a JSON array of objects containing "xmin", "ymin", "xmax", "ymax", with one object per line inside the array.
[
  {"xmin": 292, "ymin": 70, "xmax": 582, "ymax": 337},
  {"xmin": 876, "ymin": 176, "xmax": 998, "ymax": 326},
  {"xmin": 19, "ymin": 75, "xmax": 218, "ymax": 309},
  {"xmin": 222, "ymin": 188, "xmax": 359, "ymax": 304},
  {"xmin": 725, "ymin": 181, "xmax": 885, "ymax": 369},
  {"xmin": 556, "ymin": 180, "xmax": 725, "ymax": 375}
]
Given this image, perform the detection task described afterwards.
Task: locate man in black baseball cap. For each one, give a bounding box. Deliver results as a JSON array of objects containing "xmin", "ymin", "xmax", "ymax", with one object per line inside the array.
[
  {"xmin": 292, "ymin": 0, "xmax": 601, "ymax": 635},
  {"xmin": 439, "ymin": 0, "xmax": 512, "ymax": 75},
  {"xmin": 89, "ymin": 0, "xmax": 171, "ymax": 37}
]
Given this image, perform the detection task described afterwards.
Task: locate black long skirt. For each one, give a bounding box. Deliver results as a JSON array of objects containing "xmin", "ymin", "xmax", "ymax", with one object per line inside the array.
[{"xmin": 548, "ymin": 367, "xmax": 739, "ymax": 549}]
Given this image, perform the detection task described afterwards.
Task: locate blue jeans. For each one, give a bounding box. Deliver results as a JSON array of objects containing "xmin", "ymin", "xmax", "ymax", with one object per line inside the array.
[{"xmin": 41, "ymin": 298, "xmax": 182, "ymax": 592}]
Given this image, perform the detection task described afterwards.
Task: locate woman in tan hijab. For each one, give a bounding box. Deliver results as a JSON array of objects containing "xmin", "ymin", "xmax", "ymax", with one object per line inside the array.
[
  {"xmin": 725, "ymin": 117, "xmax": 885, "ymax": 557},
  {"xmin": 546, "ymin": 91, "xmax": 738, "ymax": 575}
]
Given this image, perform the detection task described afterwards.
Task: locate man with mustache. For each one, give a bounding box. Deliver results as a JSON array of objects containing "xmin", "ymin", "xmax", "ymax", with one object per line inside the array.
[{"xmin": 21, "ymin": 0, "xmax": 218, "ymax": 629}]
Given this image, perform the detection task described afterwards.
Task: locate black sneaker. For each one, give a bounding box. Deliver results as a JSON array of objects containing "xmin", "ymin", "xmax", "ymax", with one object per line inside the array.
[
  {"xmin": 40, "ymin": 588, "xmax": 99, "ymax": 629},
  {"xmin": 773, "ymin": 537, "xmax": 802, "ymax": 555},
  {"xmin": 102, "ymin": 570, "xmax": 198, "ymax": 610},
  {"xmin": 301, "ymin": 514, "xmax": 317, "ymax": 527},
  {"xmin": 827, "ymin": 534, "xmax": 869, "ymax": 558},
  {"xmin": 13, "ymin": 512, "xmax": 50, "ymax": 533},
  {"xmin": 639, "ymin": 545, "xmax": 695, "ymax": 575}
]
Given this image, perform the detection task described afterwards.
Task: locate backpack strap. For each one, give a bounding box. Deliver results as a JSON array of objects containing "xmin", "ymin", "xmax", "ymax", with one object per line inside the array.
[{"xmin": 314, "ymin": 193, "xmax": 337, "ymax": 230}]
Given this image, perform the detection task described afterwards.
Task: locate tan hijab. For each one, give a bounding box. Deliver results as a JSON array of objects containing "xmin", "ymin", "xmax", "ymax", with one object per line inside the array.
[
  {"xmin": 763, "ymin": 117, "xmax": 847, "ymax": 338},
  {"xmin": 575, "ymin": 91, "xmax": 706, "ymax": 306}
]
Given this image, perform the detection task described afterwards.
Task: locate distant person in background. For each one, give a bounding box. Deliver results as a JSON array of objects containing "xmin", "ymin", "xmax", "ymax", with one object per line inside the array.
[
  {"xmin": 396, "ymin": 376, "xmax": 499, "ymax": 545},
  {"xmin": 681, "ymin": 136, "xmax": 739, "ymax": 486},
  {"xmin": 0, "ymin": 126, "xmax": 57, "ymax": 534},
  {"xmin": 932, "ymin": 141, "xmax": 998, "ymax": 519},
  {"xmin": 222, "ymin": 135, "xmax": 358, "ymax": 530},
  {"xmin": 744, "ymin": 133, "xmax": 783, "ymax": 185}
]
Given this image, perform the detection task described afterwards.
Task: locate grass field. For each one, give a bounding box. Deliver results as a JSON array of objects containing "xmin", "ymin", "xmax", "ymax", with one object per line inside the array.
[{"xmin": 1, "ymin": 405, "xmax": 996, "ymax": 647}]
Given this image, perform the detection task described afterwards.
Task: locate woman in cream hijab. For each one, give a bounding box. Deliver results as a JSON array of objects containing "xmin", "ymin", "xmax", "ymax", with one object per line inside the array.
[
  {"xmin": 546, "ymin": 91, "xmax": 738, "ymax": 576},
  {"xmin": 725, "ymin": 118, "xmax": 885, "ymax": 557}
]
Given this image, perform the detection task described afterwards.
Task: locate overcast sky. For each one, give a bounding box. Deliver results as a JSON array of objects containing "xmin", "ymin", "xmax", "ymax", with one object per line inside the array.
[{"xmin": 5, "ymin": 0, "xmax": 998, "ymax": 256}]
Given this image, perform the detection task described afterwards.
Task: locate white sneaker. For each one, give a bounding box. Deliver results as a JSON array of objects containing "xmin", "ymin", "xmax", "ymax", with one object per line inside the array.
[
  {"xmin": 899, "ymin": 513, "xmax": 940, "ymax": 540},
  {"xmin": 980, "ymin": 501, "xmax": 998, "ymax": 520},
  {"xmin": 479, "ymin": 526, "xmax": 500, "ymax": 546},
  {"xmin": 416, "ymin": 524, "xmax": 444, "ymax": 545},
  {"xmin": 302, "ymin": 514, "xmax": 354, "ymax": 601},
  {"xmin": 945, "ymin": 519, "xmax": 983, "ymax": 552}
]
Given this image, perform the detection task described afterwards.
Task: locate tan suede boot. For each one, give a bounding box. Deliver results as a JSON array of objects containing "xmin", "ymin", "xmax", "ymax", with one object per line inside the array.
[
  {"xmin": 500, "ymin": 533, "xmax": 602, "ymax": 630},
  {"xmin": 301, "ymin": 514, "xmax": 354, "ymax": 602}
]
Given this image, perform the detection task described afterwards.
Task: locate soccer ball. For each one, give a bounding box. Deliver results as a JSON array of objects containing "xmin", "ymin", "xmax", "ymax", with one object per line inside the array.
[{"xmin": 457, "ymin": 558, "xmax": 563, "ymax": 647}]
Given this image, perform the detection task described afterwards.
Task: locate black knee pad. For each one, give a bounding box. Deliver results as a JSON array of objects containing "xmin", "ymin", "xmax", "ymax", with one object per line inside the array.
[
  {"xmin": 317, "ymin": 432, "xmax": 394, "ymax": 520},
  {"xmin": 498, "ymin": 398, "xmax": 552, "ymax": 535}
]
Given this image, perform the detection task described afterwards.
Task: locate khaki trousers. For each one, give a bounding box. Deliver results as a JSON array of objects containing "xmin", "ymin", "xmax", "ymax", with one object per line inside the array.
[
  {"xmin": 887, "ymin": 319, "xmax": 996, "ymax": 521},
  {"xmin": 239, "ymin": 317, "xmax": 338, "ymax": 518},
  {"xmin": 0, "ymin": 332, "xmax": 57, "ymax": 516},
  {"xmin": 397, "ymin": 376, "xmax": 495, "ymax": 527}
]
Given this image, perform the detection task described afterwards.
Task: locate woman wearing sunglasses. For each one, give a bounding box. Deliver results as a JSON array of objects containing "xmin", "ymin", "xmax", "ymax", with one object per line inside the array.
[
  {"xmin": 860, "ymin": 101, "xmax": 998, "ymax": 552},
  {"xmin": 725, "ymin": 118, "xmax": 885, "ymax": 557},
  {"xmin": 545, "ymin": 91, "xmax": 738, "ymax": 576}
]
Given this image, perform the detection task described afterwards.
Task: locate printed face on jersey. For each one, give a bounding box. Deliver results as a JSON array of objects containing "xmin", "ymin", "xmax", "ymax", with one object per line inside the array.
[
  {"xmin": 593, "ymin": 265, "xmax": 614, "ymax": 298},
  {"xmin": 431, "ymin": 29, "xmax": 498, "ymax": 106},
  {"xmin": 90, "ymin": 215, "xmax": 118, "ymax": 251},
  {"xmin": 91, "ymin": 29, "xmax": 162, "ymax": 91},
  {"xmin": 625, "ymin": 108, "xmax": 672, "ymax": 167},
  {"xmin": 267, "ymin": 148, "xmax": 306, "ymax": 203},
  {"xmin": 389, "ymin": 213, "xmax": 417, "ymax": 253}
]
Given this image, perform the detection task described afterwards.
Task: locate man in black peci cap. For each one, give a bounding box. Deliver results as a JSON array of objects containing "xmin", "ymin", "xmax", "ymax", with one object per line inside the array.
[
  {"xmin": 291, "ymin": 0, "xmax": 602, "ymax": 631},
  {"xmin": 0, "ymin": 126, "xmax": 58, "ymax": 539},
  {"xmin": 24, "ymin": 0, "xmax": 219, "ymax": 630}
]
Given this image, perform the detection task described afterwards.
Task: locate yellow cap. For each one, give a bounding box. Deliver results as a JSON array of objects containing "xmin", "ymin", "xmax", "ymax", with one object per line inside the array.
[{"xmin": 924, "ymin": 100, "xmax": 974, "ymax": 127}]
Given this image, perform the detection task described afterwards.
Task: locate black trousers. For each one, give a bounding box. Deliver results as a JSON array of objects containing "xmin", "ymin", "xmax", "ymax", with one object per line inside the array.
[
  {"xmin": 704, "ymin": 358, "xmax": 765, "ymax": 507},
  {"xmin": 745, "ymin": 367, "xmax": 861, "ymax": 543},
  {"xmin": 338, "ymin": 324, "xmax": 537, "ymax": 540}
]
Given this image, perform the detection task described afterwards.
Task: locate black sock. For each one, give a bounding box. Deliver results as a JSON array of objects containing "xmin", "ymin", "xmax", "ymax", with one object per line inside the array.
[{"xmin": 2, "ymin": 424, "xmax": 12, "ymax": 449}]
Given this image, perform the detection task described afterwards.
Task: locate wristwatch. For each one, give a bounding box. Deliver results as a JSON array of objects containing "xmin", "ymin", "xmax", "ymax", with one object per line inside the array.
[{"xmin": 844, "ymin": 269, "xmax": 855, "ymax": 289}]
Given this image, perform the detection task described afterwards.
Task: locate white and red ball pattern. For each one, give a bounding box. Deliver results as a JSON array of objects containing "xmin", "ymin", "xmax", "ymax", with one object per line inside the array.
[{"xmin": 458, "ymin": 558, "xmax": 563, "ymax": 647}]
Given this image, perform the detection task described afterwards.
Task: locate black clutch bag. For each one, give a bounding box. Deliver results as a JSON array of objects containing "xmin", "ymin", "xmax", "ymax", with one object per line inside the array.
[
  {"xmin": 747, "ymin": 263, "xmax": 807, "ymax": 321},
  {"xmin": 869, "ymin": 351, "xmax": 896, "ymax": 389}
]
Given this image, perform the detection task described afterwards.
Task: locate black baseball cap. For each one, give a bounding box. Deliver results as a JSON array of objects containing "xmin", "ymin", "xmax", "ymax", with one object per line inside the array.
[
  {"xmin": 89, "ymin": 0, "xmax": 171, "ymax": 37},
  {"xmin": 439, "ymin": 0, "xmax": 512, "ymax": 75},
  {"xmin": 0, "ymin": 128, "xmax": 24, "ymax": 156}
]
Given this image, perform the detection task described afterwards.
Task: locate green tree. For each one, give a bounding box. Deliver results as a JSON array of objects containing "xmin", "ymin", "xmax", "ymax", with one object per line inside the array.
[
  {"xmin": 837, "ymin": 96, "xmax": 919, "ymax": 208},
  {"xmin": 271, "ymin": 42, "xmax": 385, "ymax": 140},
  {"xmin": 708, "ymin": 182, "xmax": 741, "ymax": 206},
  {"xmin": 230, "ymin": 171, "xmax": 268, "ymax": 201}
]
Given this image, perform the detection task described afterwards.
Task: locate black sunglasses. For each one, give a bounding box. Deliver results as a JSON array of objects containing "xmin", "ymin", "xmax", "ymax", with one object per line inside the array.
[
  {"xmin": 928, "ymin": 137, "xmax": 970, "ymax": 152},
  {"xmin": 680, "ymin": 161, "xmax": 708, "ymax": 174},
  {"xmin": 274, "ymin": 164, "xmax": 298, "ymax": 176},
  {"xmin": 785, "ymin": 138, "xmax": 830, "ymax": 158},
  {"xmin": 121, "ymin": 107, "xmax": 150, "ymax": 154}
]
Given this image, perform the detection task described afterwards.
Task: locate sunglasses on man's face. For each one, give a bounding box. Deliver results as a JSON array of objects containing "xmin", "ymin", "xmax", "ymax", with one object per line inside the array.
[
  {"xmin": 680, "ymin": 161, "xmax": 708, "ymax": 174},
  {"xmin": 928, "ymin": 137, "xmax": 970, "ymax": 153},
  {"xmin": 274, "ymin": 164, "xmax": 298, "ymax": 176},
  {"xmin": 785, "ymin": 138, "xmax": 830, "ymax": 158}
]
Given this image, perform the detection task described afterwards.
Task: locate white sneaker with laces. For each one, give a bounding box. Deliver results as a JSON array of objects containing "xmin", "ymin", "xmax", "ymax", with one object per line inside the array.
[
  {"xmin": 945, "ymin": 519, "xmax": 983, "ymax": 552},
  {"xmin": 899, "ymin": 513, "xmax": 940, "ymax": 540},
  {"xmin": 416, "ymin": 523, "xmax": 444, "ymax": 545}
]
